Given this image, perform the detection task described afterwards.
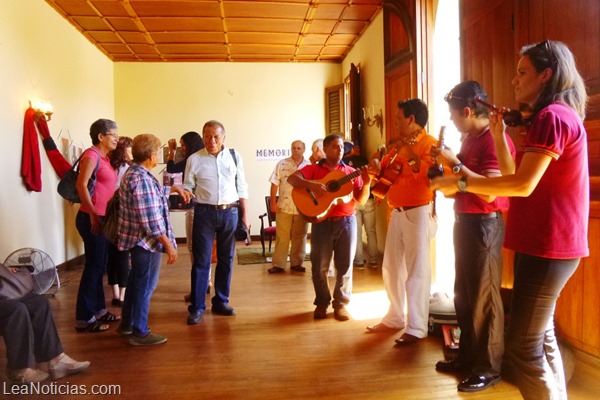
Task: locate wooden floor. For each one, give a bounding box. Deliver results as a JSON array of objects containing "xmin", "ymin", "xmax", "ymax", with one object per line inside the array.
[{"xmin": 2, "ymin": 243, "xmax": 598, "ymax": 399}]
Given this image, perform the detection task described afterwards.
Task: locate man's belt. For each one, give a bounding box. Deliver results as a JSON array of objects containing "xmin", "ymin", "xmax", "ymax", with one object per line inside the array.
[{"xmin": 196, "ymin": 202, "xmax": 238, "ymax": 210}]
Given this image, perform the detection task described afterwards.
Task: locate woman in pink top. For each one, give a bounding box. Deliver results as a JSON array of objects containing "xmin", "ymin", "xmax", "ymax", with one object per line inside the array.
[
  {"xmin": 433, "ymin": 41, "xmax": 588, "ymax": 399},
  {"xmin": 74, "ymin": 119, "xmax": 120, "ymax": 332}
]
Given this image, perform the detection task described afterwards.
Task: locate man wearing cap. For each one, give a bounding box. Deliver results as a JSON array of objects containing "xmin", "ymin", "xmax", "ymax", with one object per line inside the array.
[{"xmin": 342, "ymin": 142, "xmax": 379, "ymax": 269}]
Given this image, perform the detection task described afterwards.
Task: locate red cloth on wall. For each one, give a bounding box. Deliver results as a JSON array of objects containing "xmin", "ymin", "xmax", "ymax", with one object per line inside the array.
[
  {"xmin": 35, "ymin": 117, "xmax": 71, "ymax": 178},
  {"xmin": 21, "ymin": 107, "xmax": 42, "ymax": 192}
]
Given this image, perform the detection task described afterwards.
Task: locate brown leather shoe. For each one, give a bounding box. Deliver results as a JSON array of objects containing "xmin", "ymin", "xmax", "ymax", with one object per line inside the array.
[
  {"xmin": 366, "ymin": 322, "xmax": 402, "ymax": 333},
  {"xmin": 333, "ymin": 306, "xmax": 350, "ymax": 321},
  {"xmin": 313, "ymin": 305, "xmax": 328, "ymax": 319},
  {"xmin": 394, "ymin": 333, "xmax": 421, "ymax": 345}
]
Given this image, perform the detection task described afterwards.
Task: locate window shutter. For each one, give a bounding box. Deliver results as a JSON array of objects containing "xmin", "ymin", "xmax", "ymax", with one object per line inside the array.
[{"xmin": 325, "ymin": 84, "xmax": 344, "ymax": 135}]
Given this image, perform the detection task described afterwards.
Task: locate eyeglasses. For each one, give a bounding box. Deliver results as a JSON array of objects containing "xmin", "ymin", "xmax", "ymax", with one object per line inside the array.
[{"xmin": 103, "ymin": 132, "xmax": 119, "ymax": 139}]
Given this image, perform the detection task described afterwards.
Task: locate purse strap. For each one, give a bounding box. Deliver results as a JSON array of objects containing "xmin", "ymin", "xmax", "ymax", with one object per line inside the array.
[{"xmin": 72, "ymin": 147, "xmax": 101, "ymax": 175}]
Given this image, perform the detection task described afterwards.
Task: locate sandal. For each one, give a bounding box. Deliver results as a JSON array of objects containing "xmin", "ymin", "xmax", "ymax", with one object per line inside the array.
[
  {"xmin": 75, "ymin": 320, "xmax": 109, "ymax": 333},
  {"xmin": 97, "ymin": 311, "xmax": 121, "ymax": 322}
]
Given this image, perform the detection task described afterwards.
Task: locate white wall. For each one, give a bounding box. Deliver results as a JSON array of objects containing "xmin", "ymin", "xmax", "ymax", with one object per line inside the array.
[
  {"xmin": 114, "ymin": 62, "xmax": 341, "ymax": 231},
  {"xmin": 0, "ymin": 0, "xmax": 114, "ymax": 264}
]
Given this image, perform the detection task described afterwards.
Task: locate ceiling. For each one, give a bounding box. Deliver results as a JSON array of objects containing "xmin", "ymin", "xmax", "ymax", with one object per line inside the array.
[{"xmin": 45, "ymin": 0, "xmax": 383, "ymax": 63}]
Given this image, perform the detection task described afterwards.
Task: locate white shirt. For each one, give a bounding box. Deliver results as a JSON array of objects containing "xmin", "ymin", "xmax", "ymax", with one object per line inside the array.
[
  {"xmin": 183, "ymin": 147, "xmax": 249, "ymax": 205},
  {"xmin": 269, "ymin": 156, "xmax": 309, "ymax": 215}
]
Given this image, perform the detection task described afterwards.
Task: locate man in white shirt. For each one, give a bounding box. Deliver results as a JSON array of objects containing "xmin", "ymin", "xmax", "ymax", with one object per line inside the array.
[
  {"xmin": 267, "ymin": 140, "xmax": 310, "ymax": 273},
  {"xmin": 183, "ymin": 120, "xmax": 249, "ymax": 325}
]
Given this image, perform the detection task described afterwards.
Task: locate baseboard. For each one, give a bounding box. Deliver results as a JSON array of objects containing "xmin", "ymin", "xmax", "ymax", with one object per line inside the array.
[
  {"xmin": 572, "ymin": 346, "xmax": 600, "ymax": 381},
  {"xmin": 58, "ymin": 254, "xmax": 85, "ymax": 271}
]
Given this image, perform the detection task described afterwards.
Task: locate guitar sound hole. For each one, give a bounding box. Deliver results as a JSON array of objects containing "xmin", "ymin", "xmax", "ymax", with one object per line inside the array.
[{"xmin": 326, "ymin": 181, "xmax": 340, "ymax": 192}]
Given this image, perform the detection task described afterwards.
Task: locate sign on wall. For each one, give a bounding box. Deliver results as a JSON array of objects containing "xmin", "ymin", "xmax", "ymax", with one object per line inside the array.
[{"xmin": 255, "ymin": 148, "xmax": 291, "ymax": 161}]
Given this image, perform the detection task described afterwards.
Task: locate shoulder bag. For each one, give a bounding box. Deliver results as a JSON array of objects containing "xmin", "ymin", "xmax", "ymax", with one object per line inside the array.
[{"xmin": 57, "ymin": 148, "xmax": 101, "ymax": 203}]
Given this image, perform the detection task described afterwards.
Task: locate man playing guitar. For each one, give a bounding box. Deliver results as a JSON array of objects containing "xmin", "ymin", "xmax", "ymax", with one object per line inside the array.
[
  {"xmin": 365, "ymin": 99, "xmax": 438, "ymax": 347},
  {"xmin": 288, "ymin": 134, "xmax": 371, "ymax": 322}
]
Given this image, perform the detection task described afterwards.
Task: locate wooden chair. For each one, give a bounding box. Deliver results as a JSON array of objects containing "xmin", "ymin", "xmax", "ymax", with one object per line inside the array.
[{"xmin": 259, "ymin": 196, "xmax": 277, "ymax": 256}]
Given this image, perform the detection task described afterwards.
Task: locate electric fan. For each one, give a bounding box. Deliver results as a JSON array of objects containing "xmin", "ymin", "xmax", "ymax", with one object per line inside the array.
[{"xmin": 3, "ymin": 248, "xmax": 60, "ymax": 295}]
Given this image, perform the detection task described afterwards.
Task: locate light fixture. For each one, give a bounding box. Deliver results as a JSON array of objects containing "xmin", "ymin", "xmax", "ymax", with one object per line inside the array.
[
  {"xmin": 31, "ymin": 100, "xmax": 53, "ymax": 121},
  {"xmin": 362, "ymin": 105, "xmax": 383, "ymax": 135}
]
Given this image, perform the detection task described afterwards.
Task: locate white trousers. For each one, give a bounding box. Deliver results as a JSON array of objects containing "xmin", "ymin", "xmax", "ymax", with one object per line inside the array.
[{"xmin": 380, "ymin": 205, "xmax": 436, "ymax": 337}]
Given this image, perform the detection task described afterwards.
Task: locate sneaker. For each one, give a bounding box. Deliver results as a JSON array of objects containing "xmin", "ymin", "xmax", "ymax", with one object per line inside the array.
[
  {"xmin": 129, "ymin": 332, "xmax": 167, "ymax": 346},
  {"xmin": 368, "ymin": 260, "xmax": 378, "ymax": 268},
  {"xmin": 353, "ymin": 262, "xmax": 365, "ymax": 269},
  {"xmin": 7, "ymin": 368, "xmax": 49, "ymax": 383},
  {"xmin": 48, "ymin": 354, "xmax": 90, "ymax": 379}
]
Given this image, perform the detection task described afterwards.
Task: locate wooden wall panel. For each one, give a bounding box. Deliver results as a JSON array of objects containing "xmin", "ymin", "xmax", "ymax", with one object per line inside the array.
[{"xmin": 461, "ymin": 0, "xmax": 600, "ymax": 359}]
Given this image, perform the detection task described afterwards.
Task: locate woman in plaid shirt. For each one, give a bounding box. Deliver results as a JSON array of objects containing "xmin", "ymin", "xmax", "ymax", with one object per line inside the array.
[{"xmin": 116, "ymin": 134, "xmax": 190, "ymax": 346}]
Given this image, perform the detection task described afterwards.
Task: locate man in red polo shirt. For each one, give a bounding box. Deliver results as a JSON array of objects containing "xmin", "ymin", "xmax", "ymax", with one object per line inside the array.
[{"xmin": 288, "ymin": 134, "xmax": 371, "ymax": 321}]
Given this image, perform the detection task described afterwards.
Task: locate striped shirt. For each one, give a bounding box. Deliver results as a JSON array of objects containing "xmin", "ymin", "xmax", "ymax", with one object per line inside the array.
[{"xmin": 116, "ymin": 163, "xmax": 176, "ymax": 253}]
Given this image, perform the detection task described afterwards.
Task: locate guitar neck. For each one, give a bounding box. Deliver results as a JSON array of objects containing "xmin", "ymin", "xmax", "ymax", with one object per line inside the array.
[{"xmin": 335, "ymin": 169, "xmax": 362, "ymax": 189}]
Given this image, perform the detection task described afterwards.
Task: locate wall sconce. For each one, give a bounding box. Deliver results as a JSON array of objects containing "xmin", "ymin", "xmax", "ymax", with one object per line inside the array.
[
  {"xmin": 31, "ymin": 100, "xmax": 53, "ymax": 121},
  {"xmin": 362, "ymin": 105, "xmax": 383, "ymax": 135}
]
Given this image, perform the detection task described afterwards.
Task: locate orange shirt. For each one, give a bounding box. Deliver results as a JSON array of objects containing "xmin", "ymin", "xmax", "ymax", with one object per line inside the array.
[{"xmin": 385, "ymin": 130, "xmax": 438, "ymax": 208}]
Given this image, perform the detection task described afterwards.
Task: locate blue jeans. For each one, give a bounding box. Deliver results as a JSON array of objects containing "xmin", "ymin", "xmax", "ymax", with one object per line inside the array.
[
  {"xmin": 121, "ymin": 246, "xmax": 162, "ymax": 337},
  {"xmin": 310, "ymin": 216, "xmax": 356, "ymax": 309},
  {"xmin": 504, "ymin": 253, "xmax": 579, "ymax": 400},
  {"xmin": 189, "ymin": 204, "xmax": 238, "ymax": 313},
  {"xmin": 75, "ymin": 211, "xmax": 108, "ymax": 323}
]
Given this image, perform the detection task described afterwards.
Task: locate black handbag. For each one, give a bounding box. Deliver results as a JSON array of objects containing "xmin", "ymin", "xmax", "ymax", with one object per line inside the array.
[{"xmin": 57, "ymin": 148, "xmax": 100, "ymax": 203}]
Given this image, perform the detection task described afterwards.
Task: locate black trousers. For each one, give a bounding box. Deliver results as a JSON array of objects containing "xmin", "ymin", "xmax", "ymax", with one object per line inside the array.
[
  {"xmin": 453, "ymin": 213, "xmax": 505, "ymax": 377},
  {"xmin": 0, "ymin": 294, "xmax": 63, "ymax": 370}
]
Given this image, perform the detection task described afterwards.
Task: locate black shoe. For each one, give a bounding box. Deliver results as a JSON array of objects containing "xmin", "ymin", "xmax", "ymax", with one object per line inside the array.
[
  {"xmin": 457, "ymin": 375, "xmax": 501, "ymax": 392},
  {"xmin": 435, "ymin": 359, "xmax": 467, "ymax": 372},
  {"xmin": 111, "ymin": 299, "xmax": 122, "ymax": 307},
  {"xmin": 212, "ymin": 304, "xmax": 236, "ymax": 316},
  {"xmin": 187, "ymin": 310, "xmax": 204, "ymax": 325},
  {"xmin": 290, "ymin": 265, "xmax": 306, "ymax": 272},
  {"xmin": 267, "ymin": 266, "xmax": 285, "ymax": 274}
]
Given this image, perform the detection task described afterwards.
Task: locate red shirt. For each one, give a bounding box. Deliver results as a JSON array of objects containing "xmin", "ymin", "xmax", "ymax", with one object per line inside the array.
[
  {"xmin": 505, "ymin": 103, "xmax": 589, "ymax": 259},
  {"xmin": 297, "ymin": 161, "xmax": 364, "ymax": 218},
  {"xmin": 454, "ymin": 127, "xmax": 515, "ymax": 214}
]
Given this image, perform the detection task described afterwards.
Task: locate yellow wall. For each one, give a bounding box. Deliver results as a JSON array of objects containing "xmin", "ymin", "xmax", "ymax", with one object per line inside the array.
[
  {"xmin": 114, "ymin": 62, "xmax": 341, "ymax": 232},
  {"xmin": 0, "ymin": 0, "xmax": 114, "ymax": 263}
]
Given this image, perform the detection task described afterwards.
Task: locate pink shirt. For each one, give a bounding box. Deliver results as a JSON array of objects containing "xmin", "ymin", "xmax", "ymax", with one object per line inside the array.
[
  {"xmin": 79, "ymin": 147, "xmax": 118, "ymax": 216},
  {"xmin": 297, "ymin": 161, "xmax": 364, "ymax": 217},
  {"xmin": 505, "ymin": 103, "xmax": 589, "ymax": 259}
]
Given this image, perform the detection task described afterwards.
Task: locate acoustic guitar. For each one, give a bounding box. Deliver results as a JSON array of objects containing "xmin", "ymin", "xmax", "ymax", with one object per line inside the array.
[
  {"xmin": 292, "ymin": 169, "xmax": 362, "ymax": 223},
  {"xmin": 370, "ymin": 133, "xmax": 420, "ymax": 199}
]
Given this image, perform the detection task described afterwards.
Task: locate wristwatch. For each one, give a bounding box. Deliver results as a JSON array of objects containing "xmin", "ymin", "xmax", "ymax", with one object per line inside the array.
[
  {"xmin": 457, "ymin": 175, "xmax": 468, "ymax": 193},
  {"xmin": 452, "ymin": 162, "xmax": 463, "ymax": 174}
]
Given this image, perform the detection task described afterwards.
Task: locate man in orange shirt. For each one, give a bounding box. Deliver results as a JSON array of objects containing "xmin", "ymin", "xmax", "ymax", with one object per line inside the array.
[{"xmin": 366, "ymin": 99, "xmax": 438, "ymax": 344}]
